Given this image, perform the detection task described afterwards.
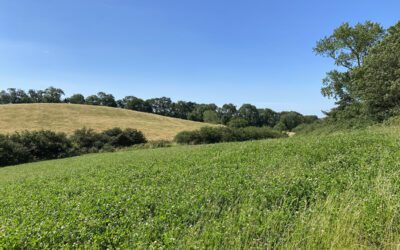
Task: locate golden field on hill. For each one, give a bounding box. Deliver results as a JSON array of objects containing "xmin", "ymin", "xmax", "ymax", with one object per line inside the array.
[{"xmin": 0, "ymin": 103, "xmax": 212, "ymax": 140}]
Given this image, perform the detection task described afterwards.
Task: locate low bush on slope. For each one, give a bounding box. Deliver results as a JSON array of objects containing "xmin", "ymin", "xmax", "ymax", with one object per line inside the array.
[
  {"xmin": 0, "ymin": 128, "xmax": 146, "ymax": 167},
  {"xmin": 1, "ymin": 126, "xmax": 400, "ymax": 248},
  {"xmin": 175, "ymin": 126, "xmax": 285, "ymax": 144}
]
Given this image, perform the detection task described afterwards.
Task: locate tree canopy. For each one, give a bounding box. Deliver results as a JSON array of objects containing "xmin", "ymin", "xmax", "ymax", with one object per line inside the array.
[{"xmin": 315, "ymin": 21, "xmax": 400, "ymax": 121}]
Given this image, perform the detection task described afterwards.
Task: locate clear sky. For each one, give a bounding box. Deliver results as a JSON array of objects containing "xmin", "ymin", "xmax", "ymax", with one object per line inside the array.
[{"xmin": 1, "ymin": 0, "xmax": 399, "ymax": 115}]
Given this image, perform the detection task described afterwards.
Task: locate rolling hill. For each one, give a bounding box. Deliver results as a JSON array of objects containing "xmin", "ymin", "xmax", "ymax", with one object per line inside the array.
[
  {"xmin": 0, "ymin": 103, "xmax": 214, "ymax": 140},
  {"xmin": 1, "ymin": 124, "xmax": 400, "ymax": 248}
]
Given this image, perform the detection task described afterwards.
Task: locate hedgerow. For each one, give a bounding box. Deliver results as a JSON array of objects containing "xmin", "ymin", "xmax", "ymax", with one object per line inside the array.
[
  {"xmin": 175, "ymin": 126, "xmax": 286, "ymax": 145},
  {"xmin": 0, "ymin": 128, "xmax": 147, "ymax": 167}
]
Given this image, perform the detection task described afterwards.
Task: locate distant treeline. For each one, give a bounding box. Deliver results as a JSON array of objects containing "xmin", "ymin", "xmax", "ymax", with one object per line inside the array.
[{"xmin": 0, "ymin": 87, "xmax": 318, "ymax": 131}]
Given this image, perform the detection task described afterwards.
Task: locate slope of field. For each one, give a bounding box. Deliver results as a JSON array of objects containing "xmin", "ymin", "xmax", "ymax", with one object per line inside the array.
[
  {"xmin": 0, "ymin": 103, "xmax": 212, "ymax": 140},
  {"xmin": 1, "ymin": 125, "xmax": 400, "ymax": 248}
]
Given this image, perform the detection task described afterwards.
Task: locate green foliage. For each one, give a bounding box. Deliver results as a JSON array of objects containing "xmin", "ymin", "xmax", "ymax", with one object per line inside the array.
[
  {"xmin": 130, "ymin": 140, "xmax": 173, "ymax": 150},
  {"xmin": 202, "ymin": 110, "xmax": 220, "ymax": 124},
  {"xmin": 147, "ymin": 97, "xmax": 174, "ymax": 116},
  {"xmin": 42, "ymin": 87, "xmax": 65, "ymax": 103},
  {"xmin": 258, "ymin": 108, "xmax": 280, "ymax": 127},
  {"xmin": 0, "ymin": 86, "xmax": 315, "ymax": 128},
  {"xmin": 218, "ymin": 103, "xmax": 237, "ymax": 124},
  {"xmin": 238, "ymin": 104, "xmax": 259, "ymax": 126},
  {"xmin": 293, "ymin": 117, "xmax": 376, "ymax": 135},
  {"xmin": 274, "ymin": 111, "xmax": 305, "ymax": 131},
  {"xmin": 315, "ymin": 21, "xmax": 386, "ymax": 118},
  {"xmin": 175, "ymin": 126, "xmax": 285, "ymax": 144},
  {"xmin": 227, "ymin": 117, "xmax": 249, "ymax": 128},
  {"xmin": 10, "ymin": 131, "xmax": 74, "ymax": 160},
  {"xmin": 303, "ymin": 115, "xmax": 319, "ymax": 124},
  {"xmin": 0, "ymin": 136, "xmax": 31, "ymax": 165},
  {"xmin": 2, "ymin": 126, "xmax": 400, "ymax": 247},
  {"xmin": 0, "ymin": 128, "xmax": 147, "ymax": 167},
  {"xmin": 85, "ymin": 95, "xmax": 101, "ymax": 105},
  {"xmin": 71, "ymin": 128, "xmax": 109, "ymax": 153},
  {"xmin": 0, "ymin": 131, "xmax": 74, "ymax": 166},
  {"xmin": 314, "ymin": 21, "xmax": 385, "ymax": 69},
  {"xmin": 97, "ymin": 92, "xmax": 117, "ymax": 107},
  {"xmin": 67, "ymin": 94, "xmax": 86, "ymax": 104},
  {"xmin": 103, "ymin": 128, "xmax": 147, "ymax": 148},
  {"xmin": 120, "ymin": 96, "xmax": 152, "ymax": 112},
  {"xmin": 352, "ymin": 22, "xmax": 400, "ymax": 120},
  {"xmin": 187, "ymin": 104, "xmax": 218, "ymax": 122}
]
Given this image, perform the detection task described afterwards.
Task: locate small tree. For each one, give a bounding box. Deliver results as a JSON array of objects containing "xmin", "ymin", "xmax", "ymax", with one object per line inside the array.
[
  {"xmin": 86, "ymin": 95, "xmax": 101, "ymax": 105},
  {"xmin": 218, "ymin": 103, "xmax": 237, "ymax": 124},
  {"xmin": 97, "ymin": 92, "xmax": 117, "ymax": 107},
  {"xmin": 238, "ymin": 104, "xmax": 259, "ymax": 126},
  {"xmin": 122, "ymin": 96, "xmax": 152, "ymax": 112},
  {"xmin": 0, "ymin": 90, "xmax": 11, "ymax": 104},
  {"xmin": 68, "ymin": 94, "xmax": 86, "ymax": 104},
  {"xmin": 203, "ymin": 110, "xmax": 220, "ymax": 124},
  {"xmin": 43, "ymin": 87, "xmax": 65, "ymax": 103}
]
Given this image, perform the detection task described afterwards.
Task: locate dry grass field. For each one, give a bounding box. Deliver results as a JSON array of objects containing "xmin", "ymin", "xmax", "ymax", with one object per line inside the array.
[{"xmin": 0, "ymin": 103, "xmax": 213, "ymax": 140}]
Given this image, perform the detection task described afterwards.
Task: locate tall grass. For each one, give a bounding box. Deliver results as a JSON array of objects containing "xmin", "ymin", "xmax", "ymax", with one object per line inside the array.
[{"xmin": 1, "ymin": 126, "xmax": 400, "ymax": 248}]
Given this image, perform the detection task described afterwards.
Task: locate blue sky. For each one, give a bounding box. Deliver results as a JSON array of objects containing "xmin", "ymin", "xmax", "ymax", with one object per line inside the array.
[{"xmin": 1, "ymin": 0, "xmax": 399, "ymax": 115}]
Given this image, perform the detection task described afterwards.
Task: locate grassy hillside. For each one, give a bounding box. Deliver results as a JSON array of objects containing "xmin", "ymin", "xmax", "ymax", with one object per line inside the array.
[
  {"xmin": 0, "ymin": 103, "xmax": 213, "ymax": 140},
  {"xmin": 1, "ymin": 125, "xmax": 400, "ymax": 248}
]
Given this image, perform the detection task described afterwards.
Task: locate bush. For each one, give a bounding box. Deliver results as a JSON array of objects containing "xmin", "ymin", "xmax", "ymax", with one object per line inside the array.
[
  {"xmin": 240, "ymin": 126, "xmax": 284, "ymax": 141},
  {"xmin": 228, "ymin": 117, "xmax": 249, "ymax": 128},
  {"xmin": 175, "ymin": 126, "xmax": 285, "ymax": 145},
  {"xmin": 103, "ymin": 128, "xmax": 147, "ymax": 147},
  {"xmin": 292, "ymin": 117, "xmax": 376, "ymax": 135},
  {"xmin": 10, "ymin": 131, "xmax": 74, "ymax": 160},
  {"xmin": 130, "ymin": 140, "xmax": 172, "ymax": 150},
  {"xmin": 1, "ymin": 127, "xmax": 148, "ymax": 167},
  {"xmin": 174, "ymin": 130, "xmax": 201, "ymax": 145},
  {"xmin": 0, "ymin": 136, "xmax": 31, "ymax": 166},
  {"xmin": 70, "ymin": 128, "xmax": 107, "ymax": 153},
  {"xmin": 71, "ymin": 127, "xmax": 147, "ymax": 153}
]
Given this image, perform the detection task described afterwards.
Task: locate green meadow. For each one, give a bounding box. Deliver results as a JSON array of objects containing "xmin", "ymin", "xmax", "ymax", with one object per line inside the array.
[{"xmin": 1, "ymin": 124, "xmax": 400, "ymax": 248}]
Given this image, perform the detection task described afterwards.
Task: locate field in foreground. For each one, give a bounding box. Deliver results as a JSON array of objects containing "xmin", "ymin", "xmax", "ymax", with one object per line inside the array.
[
  {"xmin": 0, "ymin": 103, "xmax": 211, "ymax": 140},
  {"xmin": 1, "ymin": 125, "xmax": 400, "ymax": 248}
]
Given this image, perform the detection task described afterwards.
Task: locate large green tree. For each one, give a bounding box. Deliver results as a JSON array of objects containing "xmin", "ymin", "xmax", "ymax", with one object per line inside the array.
[
  {"xmin": 314, "ymin": 21, "xmax": 385, "ymax": 112},
  {"xmin": 68, "ymin": 94, "xmax": 86, "ymax": 104},
  {"xmin": 218, "ymin": 103, "xmax": 237, "ymax": 124},
  {"xmin": 352, "ymin": 22, "xmax": 400, "ymax": 120},
  {"xmin": 238, "ymin": 104, "xmax": 259, "ymax": 126}
]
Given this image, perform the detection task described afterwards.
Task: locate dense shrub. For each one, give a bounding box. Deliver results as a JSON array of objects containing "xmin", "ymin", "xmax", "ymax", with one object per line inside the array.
[
  {"xmin": 71, "ymin": 128, "xmax": 147, "ymax": 153},
  {"xmin": 70, "ymin": 128, "xmax": 108, "ymax": 153},
  {"xmin": 240, "ymin": 126, "xmax": 285, "ymax": 140},
  {"xmin": 10, "ymin": 131, "xmax": 74, "ymax": 160},
  {"xmin": 0, "ymin": 127, "xmax": 147, "ymax": 167},
  {"xmin": 174, "ymin": 130, "xmax": 202, "ymax": 145},
  {"xmin": 103, "ymin": 128, "xmax": 147, "ymax": 147},
  {"xmin": 175, "ymin": 126, "xmax": 285, "ymax": 145},
  {"xmin": 292, "ymin": 117, "xmax": 376, "ymax": 135},
  {"xmin": 0, "ymin": 136, "xmax": 31, "ymax": 166},
  {"xmin": 227, "ymin": 117, "xmax": 249, "ymax": 128},
  {"xmin": 130, "ymin": 140, "xmax": 172, "ymax": 150}
]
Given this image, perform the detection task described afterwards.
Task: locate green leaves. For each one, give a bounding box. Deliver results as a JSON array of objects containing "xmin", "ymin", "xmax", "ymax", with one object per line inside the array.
[
  {"xmin": 352, "ymin": 21, "xmax": 400, "ymax": 120},
  {"xmin": 314, "ymin": 21, "xmax": 385, "ymax": 69},
  {"xmin": 315, "ymin": 21, "xmax": 387, "ymax": 119}
]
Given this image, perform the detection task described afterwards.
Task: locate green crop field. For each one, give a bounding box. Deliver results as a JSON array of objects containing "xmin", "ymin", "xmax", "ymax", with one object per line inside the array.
[{"xmin": 1, "ymin": 124, "xmax": 400, "ymax": 248}]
